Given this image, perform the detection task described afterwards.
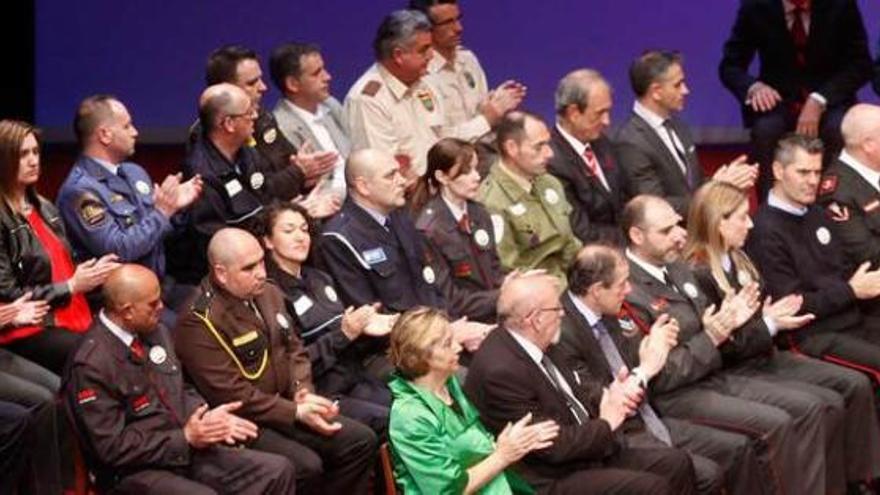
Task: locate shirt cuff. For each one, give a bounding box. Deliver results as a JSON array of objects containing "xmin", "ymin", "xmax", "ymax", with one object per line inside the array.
[
  {"xmin": 631, "ymin": 367, "xmax": 649, "ymax": 389},
  {"xmin": 763, "ymin": 315, "xmax": 779, "ymax": 337},
  {"xmin": 809, "ymin": 92, "xmax": 827, "ymax": 106}
]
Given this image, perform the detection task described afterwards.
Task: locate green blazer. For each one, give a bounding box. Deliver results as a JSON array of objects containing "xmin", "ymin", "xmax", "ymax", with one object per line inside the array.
[{"xmin": 388, "ymin": 374, "xmax": 533, "ymax": 495}]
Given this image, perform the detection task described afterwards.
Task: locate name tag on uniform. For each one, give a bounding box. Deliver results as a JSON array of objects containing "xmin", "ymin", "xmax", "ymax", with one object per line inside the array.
[
  {"xmin": 225, "ymin": 179, "xmax": 243, "ymax": 198},
  {"xmin": 362, "ymin": 247, "xmax": 387, "ymax": 265},
  {"xmin": 293, "ymin": 295, "xmax": 314, "ymax": 315}
]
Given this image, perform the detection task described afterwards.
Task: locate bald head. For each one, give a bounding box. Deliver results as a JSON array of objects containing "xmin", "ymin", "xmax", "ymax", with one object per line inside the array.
[
  {"xmin": 208, "ymin": 228, "xmax": 261, "ymax": 268},
  {"xmin": 345, "ymin": 148, "xmax": 406, "ymax": 213},
  {"xmin": 199, "ymin": 83, "xmax": 250, "ymax": 132},
  {"xmin": 345, "ymin": 148, "xmax": 394, "ymax": 185},
  {"xmin": 841, "ymin": 104, "xmax": 880, "ymax": 169},
  {"xmin": 103, "ymin": 264, "xmax": 157, "ymax": 311},
  {"xmin": 497, "ymin": 273, "xmax": 560, "ymax": 326},
  {"xmin": 208, "ymin": 228, "xmax": 268, "ymax": 299}
]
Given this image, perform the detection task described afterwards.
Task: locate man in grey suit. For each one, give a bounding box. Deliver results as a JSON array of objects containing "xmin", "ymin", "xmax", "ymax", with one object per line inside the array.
[
  {"xmin": 616, "ymin": 51, "xmax": 756, "ymax": 217},
  {"xmin": 269, "ymin": 42, "xmax": 351, "ymax": 199}
]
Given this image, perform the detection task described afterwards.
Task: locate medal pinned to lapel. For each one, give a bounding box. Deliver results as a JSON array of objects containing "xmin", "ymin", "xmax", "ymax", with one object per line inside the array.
[
  {"xmin": 149, "ymin": 345, "xmax": 167, "ymax": 365},
  {"xmin": 474, "ymin": 228, "xmax": 490, "ymax": 247},
  {"xmin": 263, "ymin": 128, "xmax": 277, "ymax": 144},
  {"xmin": 416, "ymin": 90, "xmax": 435, "ymax": 112},
  {"xmin": 544, "ymin": 188, "xmax": 560, "ymax": 205},
  {"xmin": 683, "ymin": 282, "xmax": 699, "ymax": 299},
  {"xmin": 135, "ymin": 180, "xmax": 151, "ymax": 195},
  {"xmin": 324, "ymin": 285, "xmax": 338, "ymax": 303},
  {"xmin": 250, "ymin": 172, "xmax": 265, "ymax": 190},
  {"xmin": 816, "ymin": 227, "xmax": 831, "ymax": 245},
  {"xmin": 650, "ymin": 297, "xmax": 668, "ymax": 312},
  {"xmin": 423, "ymin": 266, "xmax": 436, "ymax": 284}
]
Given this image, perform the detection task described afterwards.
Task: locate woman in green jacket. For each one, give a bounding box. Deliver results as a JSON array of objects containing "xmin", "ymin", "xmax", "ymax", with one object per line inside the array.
[{"xmin": 388, "ymin": 307, "xmax": 558, "ymax": 494}]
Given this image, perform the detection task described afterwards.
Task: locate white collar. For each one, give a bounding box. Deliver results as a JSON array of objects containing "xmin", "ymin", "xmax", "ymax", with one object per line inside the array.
[
  {"xmin": 99, "ymin": 309, "xmax": 135, "ymax": 347},
  {"xmin": 633, "ymin": 101, "xmax": 668, "ymax": 130},
  {"xmin": 89, "ymin": 156, "xmax": 120, "ymax": 175},
  {"xmin": 566, "ymin": 291, "xmax": 601, "ymax": 328},
  {"xmin": 767, "ymin": 190, "xmax": 808, "ymax": 217},
  {"xmin": 285, "ymin": 98, "xmax": 328, "ymax": 124},
  {"xmin": 721, "ymin": 252, "xmax": 733, "ymax": 273},
  {"xmin": 353, "ymin": 198, "xmax": 389, "ymax": 228},
  {"xmin": 839, "ymin": 150, "xmax": 880, "ymax": 192},
  {"xmin": 507, "ymin": 328, "xmax": 546, "ymax": 367},
  {"xmin": 441, "ymin": 194, "xmax": 467, "ymax": 222},
  {"xmin": 555, "ymin": 122, "xmax": 588, "ymax": 155},
  {"xmin": 626, "ymin": 248, "xmax": 670, "ymax": 285},
  {"xmin": 427, "ymin": 48, "xmax": 455, "ymax": 73}
]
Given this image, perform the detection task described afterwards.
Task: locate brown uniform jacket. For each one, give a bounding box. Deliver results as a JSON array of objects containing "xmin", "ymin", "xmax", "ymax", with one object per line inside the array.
[{"xmin": 174, "ymin": 278, "xmax": 313, "ymax": 431}]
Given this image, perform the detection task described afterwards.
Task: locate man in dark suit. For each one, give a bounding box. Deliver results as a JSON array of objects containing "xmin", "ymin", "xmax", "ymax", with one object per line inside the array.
[
  {"xmin": 617, "ymin": 51, "xmax": 756, "ymax": 217},
  {"xmin": 557, "ymin": 245, "xmax": 762, "ymax": 495},
  {"xmin": 622, "ymin": 194, "xmax": 838, "ymax": 495},
  {"xmin": 548, "ymin": 69, "xmax": 625, "ymax": 245},
  {"xmin": 719, "ymin": 0, "xmax": 872, "ymax": 199},
  {"xmin": 464, "ymin": 272, "xmax": 697, "ymax": 495}
]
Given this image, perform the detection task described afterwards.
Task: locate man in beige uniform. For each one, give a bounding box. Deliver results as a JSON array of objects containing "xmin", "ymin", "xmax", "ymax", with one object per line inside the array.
[
  {"xmin": 344, "ymin": 9, "xmax": 490, "ymax": 178},
  {"xmin": 411, "ymin": 0, "xmax": 526, "ymax": 132},
  {"xmin": 480, "ymin": 111, "xmax": 582, "ymax": 285}
]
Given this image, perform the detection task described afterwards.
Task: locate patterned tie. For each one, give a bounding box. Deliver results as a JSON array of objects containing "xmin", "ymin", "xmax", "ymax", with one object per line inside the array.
[
  {"xmin": 130, "ymin": 338, "xmax": 146, "ymax": 361},
  {"xmin": 661, "ymin": 120, "xmax": 693, "ymax": 186},
  {"xmin": 540, "ymin": 355, "xmax": 590, "ymax": 425},
  {"xmin": 594, "ymin": 320, "xmax": 672, "ymax": 446}
]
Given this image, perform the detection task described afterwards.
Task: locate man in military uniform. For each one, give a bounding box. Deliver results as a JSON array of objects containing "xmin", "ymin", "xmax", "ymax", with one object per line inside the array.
[
  {"xmin": 817, "ymin": 104, "xmax": 880, "ymax": 277},
  {"xmin": 57, "ymin": 95, "xmax": 203, "ymax": 310},
  {"xmin": 479, "ymin": 111, "xmax": 582, "ymax": 286},
  {"xmin": 174, "ymin": 228, "xmax": 377, "ymax": 495},
  {"xmin": 344, "ymin": 10, "xmax": 489, "ymax": 179},
  {"xmin": 64, "ymin": 264, "xmax": 296, "ymax": 494}
]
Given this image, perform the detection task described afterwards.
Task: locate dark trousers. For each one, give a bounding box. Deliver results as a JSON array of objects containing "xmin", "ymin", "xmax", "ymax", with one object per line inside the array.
[
  {"xmin": 0, "ymin": 348, "xmax": 62, "ymax": 495},
  {"xmin": 112, "ymin": 446, "xmax": 296, "ymax": 495},
  {"xmin": 251, "ymin": 415, "xmax": 377, "ymax": 495},
  {"xmin": 0, "ymin": 401, "xmax": 31, "ymax": 493},
  {"xmin": 5, "ymin": 326, "xmax": 82, "ymax": 375},
  {"xmin": 535, "ymin": 446, "xmax": 696, "ymax": 495},
  {"xmin": 751, "ymin": 102, "xmax": 849, "ymax": 201},
  {"xmin": 336, "ymin": 377, "xmax": 390, "ymax": 438}
]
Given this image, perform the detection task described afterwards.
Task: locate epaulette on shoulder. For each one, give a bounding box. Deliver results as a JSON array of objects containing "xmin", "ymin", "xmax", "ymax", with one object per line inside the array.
[
  {"xmin": 818, "ymin": 174, "xmax": 838, "ymax": 196},
  {"xmin": 361, "ymin": 80, "xmax": 382, "ymax": 97},
  {"xmin": 191, "ymin": 288, "xmax": 215, "ymax": 314}
]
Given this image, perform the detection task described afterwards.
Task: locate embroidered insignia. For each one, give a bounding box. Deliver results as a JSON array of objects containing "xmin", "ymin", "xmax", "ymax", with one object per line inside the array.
[
  {"xmin": 233, "ymin": 331, "xmax": 259, "ymax": 346},
  {"xmin": 77, "ymin": 389, "xmax": 97, "ymax": 405},
  {"xmin": 110, "ymin": 194, "xmax": 125, "ymax": 203},
  {"xmin": 362, "ymin": 80, "xmax": 382, "ymax": 97},
  {"xmin": 416, "ymin": 90, "xmax": 435, "ymax": 112},
  {"xmin": 131, "ymin": 394, "xmax": 150, "ymax": 413},
  {"xmin": 454, "ymin": 261, "xmax": 472, "ymax": 278},
  {"xmin": 135, "ymin": 180, "xmax": 151, "ymax": 195},
  {"xmin": 818, "ymin": 175, "xmax": 838, "ymax": 195},
  {"xmin": 77, "ymin": 196, "xmax": 107, "ymax": 227},
  {"xmin": 826, "ymin": 202, "xmax": 850, "ymax": 222},
  {"xmin": 650, "ymin": 297, "xmax": 668, "ymax": 312}
]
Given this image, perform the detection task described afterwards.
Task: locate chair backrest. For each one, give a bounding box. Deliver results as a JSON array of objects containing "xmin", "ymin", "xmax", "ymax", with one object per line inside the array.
[{"xmin": 378, "ymin": 442, "xmax": 399, "ymax": 495}]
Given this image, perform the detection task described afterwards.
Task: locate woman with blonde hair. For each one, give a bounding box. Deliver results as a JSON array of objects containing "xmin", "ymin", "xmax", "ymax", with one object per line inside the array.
[
  {"xmin": 686, "ymin": 180, "xmax": 880, "ymax": 493},
  {"xmin": 388, "ymin": 306, "xmax": 558, "ymax": 494}
]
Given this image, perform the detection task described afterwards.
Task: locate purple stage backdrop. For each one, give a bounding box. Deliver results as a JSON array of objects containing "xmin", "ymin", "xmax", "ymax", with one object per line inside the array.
[{"xmin": 36, "ymin": 0, "xmax": 880, "ymax": 142}]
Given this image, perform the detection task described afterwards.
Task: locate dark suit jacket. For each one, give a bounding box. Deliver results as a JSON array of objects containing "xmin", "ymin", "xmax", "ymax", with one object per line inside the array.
[
  {"xmin": 719, "ymin": 0, "xmax": 871, "ymax": 124},
  {"xmin": 615, "ymin": 113, "xmax": 702, "ymax": 217},
  {"xmin": 547, "ymin": 128, "xmax": 624, "ymax": 245},
  {"xmin": 464, "ymin": 327, "xmax": 618, "ymax": 484},
  {"xmin": 817, "ymin": 159, "xmax": 880, "ymax": 271}
]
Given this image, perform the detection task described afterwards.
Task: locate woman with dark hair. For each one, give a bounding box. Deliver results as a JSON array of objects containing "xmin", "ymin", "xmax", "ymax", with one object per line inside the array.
[
  {"xmin": 388, "ymin": 306, "xmax": 558, "ymax": 494},
  {"xmin": 411, "ymin": 138, "xmax": 506, "ymax": 324},
  {"xmin": 262, "ymin": 201, "xmax": 396, "ymax": 433},
  {"xmin": 0, "ymin": 119, "xmax": 118, "ymax": 373}
]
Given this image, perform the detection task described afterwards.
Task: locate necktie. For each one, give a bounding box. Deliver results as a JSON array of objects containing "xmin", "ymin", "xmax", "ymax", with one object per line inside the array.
[
  {"xmin": 594, "ymin": 321, "xmax": 672, "ymax": 445},
  {"xmin": 788, "ymin": 4, "xmax": 810, "ymax": 117},
  {"xmin": 661, "ymin": 120, "xmax": 694, "ymax": 186},
  {"xmin": 582, "ymin": 146, "xmax": 610, "ymax": 192},
  {"xmin": 130, "ymin": 338, "xmax": 146, "ymax": 361},
  {"xmin": 458, "ymin": 213, "xmax": 472, "ymax": 234},
  {"xmin": 540, "ymin": 355, "xmax": 590, "ymax": 424}
]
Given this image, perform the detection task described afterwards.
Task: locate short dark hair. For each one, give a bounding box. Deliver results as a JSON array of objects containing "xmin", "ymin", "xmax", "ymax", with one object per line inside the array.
[
  {"xmin": 774, "ymin": 133, "xmax": 824, "ymax": 167},
  {"xmin": 205, "ymin": 45, "xmax": 259, "ymax": 86},
  {"xmin": 620, "ymin": 195, "xmax": 663, "ymax": 245},
  {"xmin": 495, "ymin": 110, "xmax": 544, "ymax": 157},
  {"xmin": 73, "ymin": 94, "xmax": 117, "ymax": 145},
  {"xmin": 373, "ymin": 10, "xmax": 432, "ymax": 61},
  {"xmin": 568, "ymin": 246, "xmax": 623, "ymax": 297},
  {"xmin": 408, "ymin": 0, "xmax": 457, "ymax": 20},
  {"xmin": 629, "ymin": 50, "xmax": 683, "ymax": 98},
  {"xmin": 268, "ymin": 42, "xmax": 321, "ymax": 93}
]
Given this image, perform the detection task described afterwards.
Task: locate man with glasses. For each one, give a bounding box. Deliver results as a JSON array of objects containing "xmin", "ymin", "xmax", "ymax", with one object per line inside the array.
[
  {"xmin": 344, "ymin": 9, "xmax": 490, "ymax": 181},
  {"xmin": 465, "ymin": 272, "xmax": 698, "ymax": 495}
]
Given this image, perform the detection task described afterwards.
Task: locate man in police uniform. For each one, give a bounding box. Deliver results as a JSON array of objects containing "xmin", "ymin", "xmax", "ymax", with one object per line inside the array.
[
  {"xmin": 344, "ymin": 10, "xmax": 489, "ymax": 179},
  {"xmin": 480, "ymin": 111, "xmax": 582, "ymax": 286},
  {"xmin": 174, "ymin": 228, "xmax": 377, "ymax": 495},
  {"xmin": 64, "ymin": 264, "xmax": 296, "ymax": 494},
  {"xmin": 818, "ymin": 104, "xmax": 880, "ymax": 276},
  {"xmin": 57, "ymin": 95, "xmax": 203, "ymax": 308}
]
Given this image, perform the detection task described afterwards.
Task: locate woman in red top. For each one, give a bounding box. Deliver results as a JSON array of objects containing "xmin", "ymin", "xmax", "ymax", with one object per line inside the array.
[{"xmin": 0, "ymin": 120, "xmax": 118, "ymax": 373}]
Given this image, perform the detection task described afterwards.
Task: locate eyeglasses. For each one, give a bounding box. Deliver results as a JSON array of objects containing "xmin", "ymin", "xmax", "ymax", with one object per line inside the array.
[
  {"xmin": 432, "ymin": 13, "xmax": 463, "ymax": 27},
  {"xmin": 226, "ymin": 108, "xmax": 258, "ymax": 121},
  {"xmin": 531, "ymin": 306, "xmax": 564, "ymax": 317}
]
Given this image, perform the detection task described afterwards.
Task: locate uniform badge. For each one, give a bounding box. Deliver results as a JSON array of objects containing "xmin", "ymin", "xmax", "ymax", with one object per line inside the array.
[
  {"xmin": 250, "ymin": 172, "xmax": 265, "ymax": 190},
  {"xmin": 276, "ymin": 313, "xmax": 291, "ymax": 329},
  {"xmin": 544, "ymin": 188, "xmax": 559, "ymax": 205},
  {"xmin": 110, "ymin": 194, "xmax": 125, "ymax": 203},
  {"xmin": 361, "ymin": 80, "xmax": 382, "ymax": 97},
  {"xmin": 816, "ymin": 227, "xmax": 831, "ymax": 245},
  {"xmin": 263, "ymin": 128, "xmax": 277, "ymax": 144},
  {"xmin": 423, "ymin": 266, "xmax": 436, "ymax": 284},
  {"xmin": 324, "ymin": 285, "xmax": 338, "ymax": 302},
  {"xmin": 363, "ymin": 247, "xmax": 388, "ymax": 265},
  {"xmin": 416, "ymin": 90, "xmax": 435, "ymax": 112},
  {"xmin": 232, "ymin": 331, "xmax": 259, "ymax": 346},
  {"xmin": 737, "ymin": 270, "xmax": 752, "ymax": 287},
  {"xmin": 149, "ymin": 345, "xmax": 167, "ymax": 365},
  {"xmin": 827, "ymin": 202, "xmax": 850, "ymax": 222},
  {"xmin": 225, "ymin": 179, "xmax": 243, "ymax": 198},
  {"xmin": 77, "ymin": 388, "xmax": 97, "ymax": 405},
  {"xmin": 131, "ymin": 394, "xmax": 151, "ymax": 413},
  {"xmin": 292, "ymin": 296, "xmax": 313, "ymax": 316},
  {"xmin": 863, "ymin": 199, "xmax": 880, "ymax": 214},
  {"xmin": 454, "ymin": 261, "xmax": 472, "ymax": 278},
  {"xmin": 618, "ymin": 316, "xmax": 636, "ymax": 331},
  {"xmin": 818, "ymin": 175, "xmax": 838, "ymax": 196},
  {"xmin": 683, "ymin": 282, "xmax": 699, "ymax": 299},
  {"xmin": 474, "ymin": 228, "xmax": 490, "ymax": 247},
  {"xmin": 508, "ymin": 203, "xmax": 527, "ymax": 216},
  {"xmin": 135, "ymin": 180, "xmax": 151, "ymax": 195},
  {"xmin": 78, "ymin": 201, "xmax": 107, "ymax": 227},
  {"xmin": 464, "ymin": 71, "xmax": 476, "ymax": 88},
  {"xmin": 490, "ymin": 214, "xmax": 505, "ymax": 243},
  {"xmin": 650, "ymin": 297, "xmax": 668, "ymax": 312}
]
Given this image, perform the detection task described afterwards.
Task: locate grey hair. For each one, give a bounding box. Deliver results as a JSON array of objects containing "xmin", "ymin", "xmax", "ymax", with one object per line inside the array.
[
  {"xmin": 774, "ymin": 133, "xmax": 824, "ymax": 167},
  {"xmin": 373, "ymin": 10, "xmax": 432, "ymax": 61},
  {"xmin": 554, "ymin": 69, "xmax": 608, "ymax": 116}
]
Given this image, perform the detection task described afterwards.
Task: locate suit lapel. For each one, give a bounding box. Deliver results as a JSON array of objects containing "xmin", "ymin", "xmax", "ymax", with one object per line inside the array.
[{"xmin": 631, "ymin": 114, "xmax": 689, "ymax": 188}]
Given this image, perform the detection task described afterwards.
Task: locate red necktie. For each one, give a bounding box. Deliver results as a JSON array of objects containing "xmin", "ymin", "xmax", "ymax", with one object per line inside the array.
[
  {"xmin": 130, "ymin": 338, "xmax": 146, "ymax": 361},
  {"xmin": 789, "ymin": 3, "xmax": 810, "ymax": 115},
  {"xmin": 458, "ymin": 213, "xmax": 471, "ymax": 234},
  {"xmin": 582, "ymin": 147, "xmax": 601, "ymax": 178}
]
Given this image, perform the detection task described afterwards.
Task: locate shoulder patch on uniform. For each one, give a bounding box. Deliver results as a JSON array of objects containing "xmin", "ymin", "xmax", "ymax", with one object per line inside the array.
[
  {"xmin": 818, "ymin": 175, "xmax": 838, "ymax": 196},
  {"xmin": 362, "ymin": 80, "xmax": 382, "ymax": 97},
  {"xmin": 191, "ymin": 288, "xmax": 214, "ymax": 314},
  {"xmin": 75, "ymin": 191, "xmax": 108, "ymax": 228},
  {"xmin": 826, "ymin": 202, "xmax": 850, "ymax": 222}
]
